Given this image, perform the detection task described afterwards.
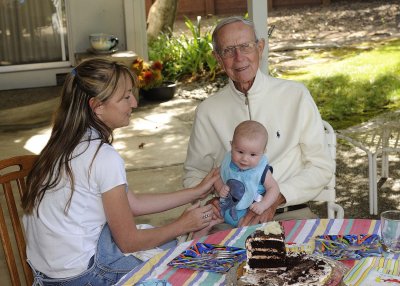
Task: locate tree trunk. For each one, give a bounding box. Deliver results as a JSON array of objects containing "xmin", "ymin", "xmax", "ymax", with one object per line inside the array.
[{"xmin": 147, "ymin": 0, "xmax": 179, "ymax": 42}]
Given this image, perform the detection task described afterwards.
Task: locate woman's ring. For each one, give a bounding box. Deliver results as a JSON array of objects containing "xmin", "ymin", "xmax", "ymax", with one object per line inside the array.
[{"xmin": 202, "ymin": 213, "xmax": 210, "ymax": 219}]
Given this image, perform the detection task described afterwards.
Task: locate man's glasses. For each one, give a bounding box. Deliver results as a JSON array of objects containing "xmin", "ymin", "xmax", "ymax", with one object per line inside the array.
[{"xmin": 218, "ymin": 41, "xmax": 259, "ymax": 58}]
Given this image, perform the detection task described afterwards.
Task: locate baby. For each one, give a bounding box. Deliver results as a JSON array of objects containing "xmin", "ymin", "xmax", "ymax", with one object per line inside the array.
[
  {"xmin": 192, "ymin": 120, "xmax": 280, "ymax": 238},
  {"xmin": 215, "ymin": 120, "xmax": 280, "ymax": 227}
]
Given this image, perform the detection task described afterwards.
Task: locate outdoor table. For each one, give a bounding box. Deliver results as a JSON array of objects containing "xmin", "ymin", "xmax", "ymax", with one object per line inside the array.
[
  {"xmin": 336, "ymin": 110, "xmax": 400, "ymax": 215},
  {"xmin": 115, "ymin": 218, "xmax": 387, "ymax": 285}
]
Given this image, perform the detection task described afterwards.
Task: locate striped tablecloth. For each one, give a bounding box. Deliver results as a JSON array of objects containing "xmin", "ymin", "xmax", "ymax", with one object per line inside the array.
[{"xmin": 116, "ymin": 219, "xmax": 381, "ymax": 286}]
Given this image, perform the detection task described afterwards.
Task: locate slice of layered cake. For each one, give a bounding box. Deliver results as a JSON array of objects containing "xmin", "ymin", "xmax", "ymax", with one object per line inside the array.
[
  {"xmin": 232, "ymin": 221, "xmax": 335, "ymax": 286},
  {"xmin": 245, "ymin": 221, "xmax": 286, "ymax": 269}
]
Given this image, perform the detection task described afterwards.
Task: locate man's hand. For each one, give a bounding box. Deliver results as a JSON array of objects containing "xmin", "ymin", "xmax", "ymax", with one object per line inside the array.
[
  {"xmin": 239, "ymin": 206, "xmax": 276, "ymax": 226},
  {"xmin": 238, "ymin": 193, "xmax": 286, "ymax": 227}
]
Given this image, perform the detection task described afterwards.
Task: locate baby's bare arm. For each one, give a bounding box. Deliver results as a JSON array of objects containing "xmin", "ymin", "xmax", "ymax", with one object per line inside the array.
[
  {"xmin": 252, "ymin": 170, "xmax": 281, "ymax": 213},
  {"xmin": 213, "ymin": 176, "xmax": 230, "ymax": 197}
]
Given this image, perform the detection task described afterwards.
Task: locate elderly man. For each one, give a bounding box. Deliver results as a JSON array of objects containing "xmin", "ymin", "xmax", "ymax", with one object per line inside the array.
[{"xmin": 183, "ymin": 16, "xmax": 334, "ymax": 226}]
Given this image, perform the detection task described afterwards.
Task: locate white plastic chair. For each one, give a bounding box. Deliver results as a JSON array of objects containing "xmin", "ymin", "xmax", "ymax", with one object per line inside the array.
[{"xmin": 312, "ymin": 120, "xmax": 344, "ymax": 218}]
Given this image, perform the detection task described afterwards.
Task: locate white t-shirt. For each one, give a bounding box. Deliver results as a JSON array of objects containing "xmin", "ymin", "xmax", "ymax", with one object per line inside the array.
[{"xmin": 23, "ymin": 130, "xmax": 127, "ymax": 278}]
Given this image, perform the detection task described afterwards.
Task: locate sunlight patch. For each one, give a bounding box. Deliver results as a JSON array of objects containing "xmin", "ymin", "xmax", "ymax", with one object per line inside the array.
[
  {"xmin": 24, "ymin": 129, "xmax": 51, "ymax": 154},
  {"xmin": 393, "ymin": 180, "xmax": 400, "ymax": 191},
  {"xmin": 132, "ymin": 113, "xmax": 172, "ymax": 132}
]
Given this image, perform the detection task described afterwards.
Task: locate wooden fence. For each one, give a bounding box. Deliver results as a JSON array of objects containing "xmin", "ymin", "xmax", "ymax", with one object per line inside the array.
[{"xmin": 145, "ymin": 0, "xmax": 333, "ymax": 18}]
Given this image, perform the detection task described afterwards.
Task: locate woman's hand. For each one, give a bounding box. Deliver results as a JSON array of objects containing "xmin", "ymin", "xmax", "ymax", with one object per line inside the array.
[
  {"xmin": 194, "ymin": 168, "xmax": 220, "ymax": 200},
  {"xmin": 177, "ymin": 202, "xmax": 215, "ymax": 233},
  {"xmin": 206, "ymin": 197, "xmax": 223, "ymax": 220}
]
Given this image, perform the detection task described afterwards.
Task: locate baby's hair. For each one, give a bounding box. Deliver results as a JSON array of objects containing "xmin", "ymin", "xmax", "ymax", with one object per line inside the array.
[{"xmin": 233, "ymin": 120, "xmax": 268, "ymax": 150}]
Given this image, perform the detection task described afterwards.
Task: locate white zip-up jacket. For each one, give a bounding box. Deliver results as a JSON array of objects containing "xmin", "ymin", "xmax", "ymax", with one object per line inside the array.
[{"xmin": 183, "ymin": 69, "xmax": 334, "ymax": 206}]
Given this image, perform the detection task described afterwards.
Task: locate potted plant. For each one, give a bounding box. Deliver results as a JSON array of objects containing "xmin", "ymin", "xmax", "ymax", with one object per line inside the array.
[{"xmin": 131, "ymin": 58, "xmax": 176, "ymax": 101}]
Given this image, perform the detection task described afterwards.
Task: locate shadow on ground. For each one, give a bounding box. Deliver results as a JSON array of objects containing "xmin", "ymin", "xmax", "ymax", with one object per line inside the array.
[{"xmin": 310, "ymin": 142, "xmax": 400, "ymax": 220}]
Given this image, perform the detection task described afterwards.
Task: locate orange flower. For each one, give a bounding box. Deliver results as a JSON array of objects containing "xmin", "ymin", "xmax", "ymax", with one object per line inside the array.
[
  {"xmin": 131, "ymin": 58, "xmax": 143, "ymax": 76},
  {"xmin": 131, "ymin": 57, "xmax": 163, "ymax": 90}
]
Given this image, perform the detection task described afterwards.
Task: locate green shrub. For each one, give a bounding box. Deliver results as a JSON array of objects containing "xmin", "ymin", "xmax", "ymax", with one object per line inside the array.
[{"xmin": 148, "ymin": 16, "xmax": 219, "ymax": 82}]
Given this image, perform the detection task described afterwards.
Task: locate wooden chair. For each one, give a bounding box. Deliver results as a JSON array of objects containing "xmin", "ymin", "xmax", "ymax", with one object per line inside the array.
[
  {"xmin": 0, "ymin": 155, "xmax": 37, "ymax": 285},
  {"xmin": 312, "ymin": 121, "xmax": 344, "ymax": 218}
]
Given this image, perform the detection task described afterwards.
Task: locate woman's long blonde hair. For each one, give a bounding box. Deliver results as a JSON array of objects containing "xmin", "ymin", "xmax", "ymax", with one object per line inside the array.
[{"xmin": 22, "ymin": 59, "xmax": 138, "ymax": 214}]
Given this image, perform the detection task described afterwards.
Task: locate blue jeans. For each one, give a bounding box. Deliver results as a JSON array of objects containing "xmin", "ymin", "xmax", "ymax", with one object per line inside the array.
[{"xmin": 29, "ymin": 224, "xmax": 176, "ymax": 286}]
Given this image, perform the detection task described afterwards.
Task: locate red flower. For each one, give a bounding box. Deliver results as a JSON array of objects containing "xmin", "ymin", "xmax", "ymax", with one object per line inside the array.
[
  {"xmin": 143, "ymin": 70, "xmax": 154, "ymax": 82},
  {"xmin": 151, "ymin": 61, "xmax": 163, "ymax": 71}
]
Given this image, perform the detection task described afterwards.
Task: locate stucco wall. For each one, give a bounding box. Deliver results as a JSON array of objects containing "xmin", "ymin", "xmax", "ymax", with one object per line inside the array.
[{"xmin": 68, "ymin": 0, "xmax": 126, "ymax": 56}]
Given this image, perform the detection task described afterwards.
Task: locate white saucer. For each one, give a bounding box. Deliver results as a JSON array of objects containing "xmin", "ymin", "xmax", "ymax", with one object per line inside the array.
[{"xmin": 87, "ymin": 48, "xmax": 118, "ymax": 55}]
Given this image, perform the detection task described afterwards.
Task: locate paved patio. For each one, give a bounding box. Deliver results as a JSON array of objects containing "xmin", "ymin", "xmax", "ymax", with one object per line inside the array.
[{"xmin": 0, "ymin": 87, "xmax": 399, "ymax": 285}]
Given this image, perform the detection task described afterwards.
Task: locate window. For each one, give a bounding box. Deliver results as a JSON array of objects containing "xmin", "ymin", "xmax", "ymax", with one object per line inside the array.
[{"xmin": 0, "ymin": 0, "xmax": 68, "ymax": 67}]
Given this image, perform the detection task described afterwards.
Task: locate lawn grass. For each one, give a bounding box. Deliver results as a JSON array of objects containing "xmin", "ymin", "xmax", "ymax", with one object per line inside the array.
[{"xmin": 279, "ymin": 39, "xmax": 400, "ymax": 130}]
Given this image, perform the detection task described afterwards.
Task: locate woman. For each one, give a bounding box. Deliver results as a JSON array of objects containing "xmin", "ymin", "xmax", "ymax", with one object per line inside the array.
[{"xmin": 22, "ymin": 59, "xmax": 218, "ymax": 285}]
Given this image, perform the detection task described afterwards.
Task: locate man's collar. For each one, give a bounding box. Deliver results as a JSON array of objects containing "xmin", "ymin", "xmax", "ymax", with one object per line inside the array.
[{"xmin": 228, "ymin": 69, "xmax": 263, "ymax": 96}]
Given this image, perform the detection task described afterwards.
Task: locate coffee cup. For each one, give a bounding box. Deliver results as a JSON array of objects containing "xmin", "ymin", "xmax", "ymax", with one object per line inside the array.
[{"xmin": 89, "ymin": 33, "xmax": 119, "ymax": 51}]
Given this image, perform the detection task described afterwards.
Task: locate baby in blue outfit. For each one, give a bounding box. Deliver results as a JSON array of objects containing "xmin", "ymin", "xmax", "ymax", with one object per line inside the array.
[{"xmin": 215, "ymin": 120, "xmax": 280, "ymax": 227}]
